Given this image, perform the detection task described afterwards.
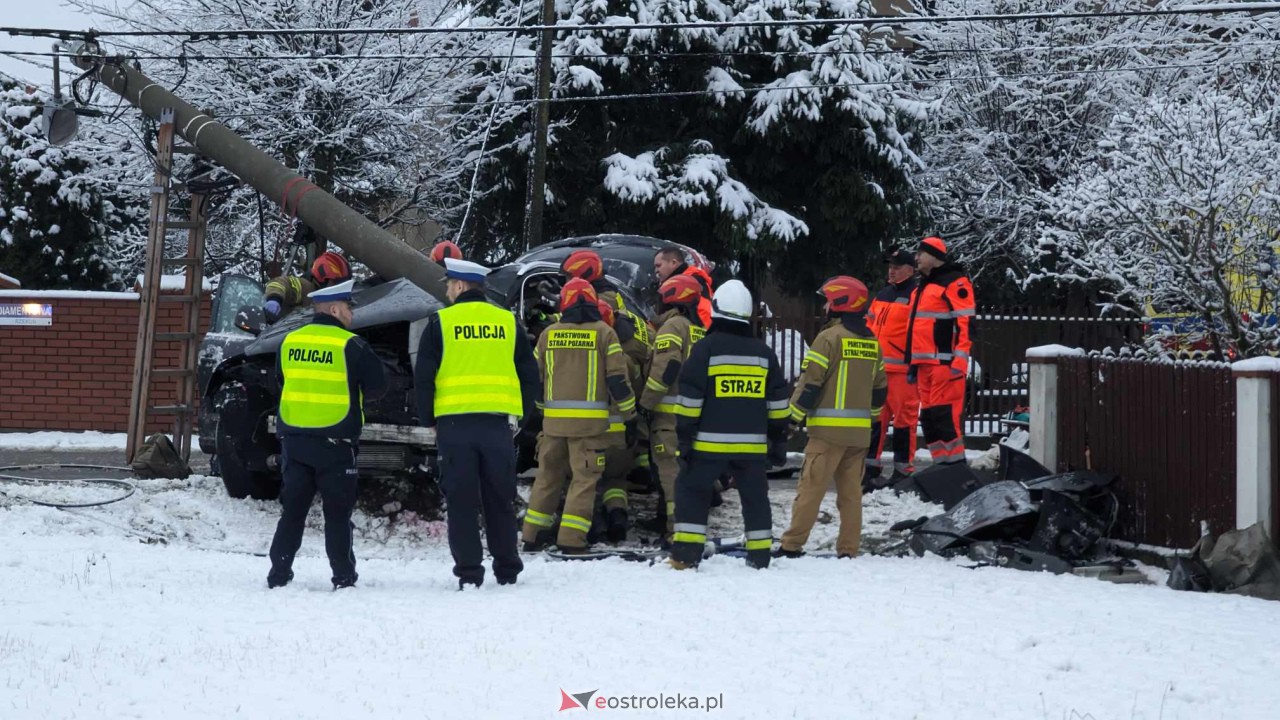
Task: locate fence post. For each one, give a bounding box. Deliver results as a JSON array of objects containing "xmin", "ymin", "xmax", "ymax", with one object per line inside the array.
[
  {"xmin": 1232, "ymin": 359, "xmax": 1279, "ymax": 535},
  {"xmin": 1026, "ymin": 345, "xmax": 1086, "ymax": 472}
]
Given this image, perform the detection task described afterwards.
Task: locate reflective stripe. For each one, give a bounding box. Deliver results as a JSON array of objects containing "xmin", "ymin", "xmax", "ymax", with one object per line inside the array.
[
  {"xmin": 914, "ymin": 310, "xmax": 951, "ymax": 319},
  {"xmin": 808, "ymin": 408, "xmax": 872, "ymax": 429},
  {"xmin": 655, "ymin": 333, "xmax": 683, "ymax": 346},
  {"xmin": 543, "ymin": 399, "xmax": 609, "ymax": 419},
  {"xmin": 673, "ymin": 531, "xmax": 706, "ymax": 544},
  {"xmin": 617, "ymin": 396, "xmax": 636, "ymax": 412},
  {"xmin": 693, "ymin": 431, "xmax": 768, "ymax": 454},
  {"xmin": 674, "ymin": 523, "xmax": 707, "ymax": 534},
  {"xmin": 953, "ymin": 349, "xmax": 970, "ymax": 359},
  {"xmin": 883, "ymin": 356, "xmax": 908, "ymax": 365},
  {"xmin": 603, "ymin": 489, "xmax": 628, "ymax": 502},
  {"xmin": 812, "ymin": 409, "xmax": 871, "ymax": 419},
  {"xmin": 696, "ymin": 432, "xmax": 768, "ymax": 443},
  {"xmin": 745, "ymin": 530, "xmax": 772, "ymax": 540},
  {"xmin": 436, "ymin": 374, "xmax": 522, "ymax": 390},
  {"xmin": 560, "ymin": 514, "xmax": 592, "ymax": 533},
  {"xmin": 789, "ymin": 403, "xmax": 807, "ymax": 422},
  {"xmin": 280, "ymin": 391, "xmax": 349, "ymax": 406},
  {"xmin": 524, "ymin": 509, "xmax": 554, "ymax": 528},
  {"xmin": 911, "ymin": 352, "xmax": 953, "ymax": 361},
  {"xmin": 768, "ymin": 407, "xmax": 791, "ymax": 420},
  {"xmin": 708, "ymin": 355, "xmax": 769, "ymax": 367},
  {"xmin": 951, "ymin": 308, "xmax": 975, "ymax": 317},
  {"xmin": 655, "ymin": 395, "xmax": 682, "ymax": 414},
  {"xmin": 669, "ymin": 395, "xmax": 703, "ymax": 418},
  {"xmin": 803, "ymin": 351, "xmax": 829, "ymax": 369},
  {"xmin": 745, "ymin": 538, "xmax": 772, "ymax": 551},
  {"xmin": 767, "ymin": 399, "xmax": 789, "ymax": 411},
  {"xmin": 607, "ymin": 343, "xmax": 623, "ymax": 356},
  {"xmin": 608, "ymin": 414, "xmax": 625, "ymax": 433},
  {"xmin": 707, "ymin": 364, "xmax": 768, "ymax": 377},
  {"xmin": 544, "ymin": 400, "xmax": 609, "ymax": 409},
  {"xmin": 646, "ymin": 376, "xmax": 668, "ymax": 392}
]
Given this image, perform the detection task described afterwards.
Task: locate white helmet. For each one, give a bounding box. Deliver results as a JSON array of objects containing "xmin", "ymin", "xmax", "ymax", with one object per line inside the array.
[{"xmin": 711, "ymin": 279, "xmax": 753, "ymax": 323}]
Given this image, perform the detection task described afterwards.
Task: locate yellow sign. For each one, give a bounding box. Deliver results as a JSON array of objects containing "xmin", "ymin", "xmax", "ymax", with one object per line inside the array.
[
  {"xmin": 716, "ymin": 375, "xmax": 765, "ymax": 398},
  {"xmin": 841, "ymin": 338, "xmax": 878, "ymax": 360},
  {"xmin": 547, "ymin": 329, "xmax": 596, "ymax": 349}
]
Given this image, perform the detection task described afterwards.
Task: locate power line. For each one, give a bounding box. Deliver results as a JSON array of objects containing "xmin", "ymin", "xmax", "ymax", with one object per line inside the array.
[
  {"xmin": 158, "ymin": 56, "xmax": 1269, "ymax": 120},
  {"xmin": 3, "ymin": 36, "xmax": 1279, "ymax": 65},
  {"xmin": 3, "ymin": 3, "xmax": 1279, "ymax": 41}
]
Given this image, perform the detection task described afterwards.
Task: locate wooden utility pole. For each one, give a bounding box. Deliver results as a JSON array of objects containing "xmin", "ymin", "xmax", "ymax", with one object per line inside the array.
[{"xmin": 522, "ymin": 0, "xmax": 556, "ymax": 249}]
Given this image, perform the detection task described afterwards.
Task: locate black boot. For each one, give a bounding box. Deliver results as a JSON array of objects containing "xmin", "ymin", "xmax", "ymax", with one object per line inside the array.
[
  {"xmin": 606, "ymin": 508, "xmax": 628, "ymax": 543},
  {"xmin": 267, "ymin": 569, "xmax": 293, "ymax": 589}
]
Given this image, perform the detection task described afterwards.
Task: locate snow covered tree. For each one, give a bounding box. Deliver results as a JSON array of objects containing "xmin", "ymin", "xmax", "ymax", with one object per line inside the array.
[
  {"xmin": 450, "ymin": 0, "xmax": 932, "ymax": 289},
  {"xmin": 70, "ymin": 0, "xmax": 469, "ymax": 279},
  {"xmin": 0, "ymin": 80, "xmax": 140, "ymax": 289}
]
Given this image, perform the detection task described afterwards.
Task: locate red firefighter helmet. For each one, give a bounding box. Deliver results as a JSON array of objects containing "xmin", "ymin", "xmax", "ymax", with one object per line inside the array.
[
  {"xmin": 429, "ymin": 240, "xmax": 462, "ymax": 264},
  {"xmin": 559, "ymin": 278, "xmax": 598, "ymax": 311},
  {"xmin": 659, "ymin": 274, "xmax": 703, "ymax": 307},
  {"xmin": 310, "ymin": 251, "xmax": 351, "ymax": 287},
  {"xmin": 561, "ymin": 249, "xmax": 604, "ymax": 283},
  {"xmin": 819, "ymin": 276, "xmax": 869, "ymax": 313},
  {"xmin": 596, "ymin": 299, "xmax": 615, "ymax": 327}
]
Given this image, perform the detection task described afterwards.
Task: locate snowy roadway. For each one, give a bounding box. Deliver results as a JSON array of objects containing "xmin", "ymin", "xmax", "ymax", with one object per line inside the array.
[{"xmin": 3, "ymin": 461, "xmax": 1280, "ymax": 718}]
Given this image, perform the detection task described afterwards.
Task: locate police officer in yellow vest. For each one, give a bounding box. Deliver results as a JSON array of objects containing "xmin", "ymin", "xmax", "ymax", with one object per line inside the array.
[
  {"xmin": 416, "ymin": 258, "xmax": 539, "ymax": 589},
  {"xmin": 267, "ymin": 279, "xmax": 388, "ymax": 590}
]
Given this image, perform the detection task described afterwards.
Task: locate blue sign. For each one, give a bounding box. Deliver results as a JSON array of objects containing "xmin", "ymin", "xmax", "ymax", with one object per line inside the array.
[{"xmin": 0, "ymin": 303, "xmax": 53, "ymax": 326}]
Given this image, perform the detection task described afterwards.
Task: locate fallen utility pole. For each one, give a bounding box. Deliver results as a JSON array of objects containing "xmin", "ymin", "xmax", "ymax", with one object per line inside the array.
[{"xmin": 69, "ymin": 47, "xmax": 448, "ymax": 301}]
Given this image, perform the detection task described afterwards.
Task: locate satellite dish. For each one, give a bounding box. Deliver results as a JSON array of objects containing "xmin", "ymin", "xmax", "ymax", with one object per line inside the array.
[{"xmin": 42, "ymin": 99, "xmax": 79, "ymax": 146}]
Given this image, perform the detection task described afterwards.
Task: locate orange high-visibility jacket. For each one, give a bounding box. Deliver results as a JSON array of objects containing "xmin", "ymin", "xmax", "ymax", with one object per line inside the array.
[
  {"xmin": 904, "ymin": 264, "xmax": 975, "ymax": 373},
  {"xmin": 867, "ymin": 276, "xmax": 918, "ymax": 374}
]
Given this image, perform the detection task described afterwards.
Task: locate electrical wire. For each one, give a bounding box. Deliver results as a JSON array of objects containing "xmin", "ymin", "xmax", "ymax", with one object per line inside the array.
[
  {"xmin": 3, "ymin": 3, "xmax": 1278, "ymax": 40},
  {"xmin": 147, "ymin": 56, "xmax": 1271, "ymax": 119},
  {"xmin": 4, "ymin": 36, "xmax": 1279, "ymax": 63},
  {"xmin": 0, "ymin": 464, "xmax": 136, "ymax": 509}
]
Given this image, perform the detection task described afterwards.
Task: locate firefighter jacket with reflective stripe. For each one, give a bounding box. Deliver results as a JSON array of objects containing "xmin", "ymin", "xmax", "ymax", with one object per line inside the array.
[
  {"xmin": 415, "ymin": 290, "xmax": 540, "ymax": 427},
  {"xmin": 867, "ymin": 276, "xmax": 918, "ymax": 374},
  {"xmin": 277, "ymin": 315, "xmax": 388, "ymax": 439},
  {"xmin": 640, "ymin": 308, "xmax": 705, "ymax": 433},
  {"xmin": 672, "ymin": 320, "xmax": 790, "ymax": 458},
  {"xmin": 597, "ymin": 282, "xmax": 653, "ymax": 373},
  {"xmin": 904, "ymin": 263, "xmax": 975, "ymax": 372},
  {"xmin": 265, "ymin": 275, "xmax": 316, "ymax": 315},
  {"xmin": 789, "ymin": 314, "xmax": 888, "ymax": 448},
  {"xmin": 534, "ymin": 306, "xmax": 636, "ymax": 438}
]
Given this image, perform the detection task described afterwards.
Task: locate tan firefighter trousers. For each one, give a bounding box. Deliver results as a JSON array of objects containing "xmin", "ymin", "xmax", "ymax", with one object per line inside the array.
[
  {"xmin": 601, "ymin": 431, "xmax": 631, "ymax": 512},
  {"xmin": 780, "ymin": 437, "xmax": 868, "ymax": 557},
  {"xmin": 522, "ymin": 434, "xmax": 608, "ymax": 549}
]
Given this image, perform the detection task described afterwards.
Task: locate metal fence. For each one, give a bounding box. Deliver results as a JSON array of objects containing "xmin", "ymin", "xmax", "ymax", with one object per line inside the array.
[
  {"xmin": 1056, "ymin": 355, "xmax": 1236, "ymax": 548},
  {"xmin": 758, "ymin": 306, "xmax": 1145, "ymax": 436}
]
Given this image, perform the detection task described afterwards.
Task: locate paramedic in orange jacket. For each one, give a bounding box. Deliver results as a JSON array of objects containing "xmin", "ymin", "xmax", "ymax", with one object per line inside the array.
[
  {"xmin": 904, "ymin": 236, "xmax": 974, "ymax": 465},
  {"xmin": 867, "ymin": 247, "xmax": 921, "ymax": 479}
]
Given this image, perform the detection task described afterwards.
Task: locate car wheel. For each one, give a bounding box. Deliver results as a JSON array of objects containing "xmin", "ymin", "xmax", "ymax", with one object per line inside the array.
[
  {"xmin": 215, "ymin": 417, "xmax": 252, "ymax": 499},
  {"xmin": 213, "ymin": 386, "xmax": 282, "ymax": 501}
]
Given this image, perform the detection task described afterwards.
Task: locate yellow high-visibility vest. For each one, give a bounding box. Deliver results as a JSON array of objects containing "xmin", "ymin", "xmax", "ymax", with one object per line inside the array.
[
  {"xmin": 279, "ymin": 323, "xmax": 359, "ymax": 429},
  {"xmin": 435, "ymin": 301, "xmax": 524, "ymax": 417}
]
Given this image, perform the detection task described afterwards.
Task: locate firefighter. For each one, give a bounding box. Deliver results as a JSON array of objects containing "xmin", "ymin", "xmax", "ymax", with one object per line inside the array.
[
  {"xmin": 415, "ymin": 258, "xmax": 539, "ymax": 589},
  {"xmin": 905, "ymin": 236, "xmax": 975, "ymax": 466},
  {"xmin": 592, "ymin": 299, "xmax": 642, "ymax": 543},
  {"xmin": 776, "ymin": 276, "xmax": 887, "ymax": 559},
  {"xmin": 639, "ymin": 274, "xmax": 707, "ymax": 540},
  {"xmin": 667, "ymin": 280, "xmax": 790, "ymax": 570},
  {"xmin": 522, "ymin": 279, "xmax": 636, "ymax": 553},
  {"xmin": 267, "ymin": 279, "xmax": 388, "ymax": 589},
  {"xmin": 653, "ymin": 246, "xmax": 714, "ymax": 328},
  {"xmin": 429, "ymin": 240, "xmax": 463, "ymax": 265},
  {"xmin": 262, "ymin": 251, "xmax": 350, "ymax": 324},
  {"xmin": 866, "ymin": 247, "xmax": 921, "ymax": 482}
]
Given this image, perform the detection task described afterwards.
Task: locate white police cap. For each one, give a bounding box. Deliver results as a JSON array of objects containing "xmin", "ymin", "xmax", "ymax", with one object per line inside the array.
[
  {"xmin": 444, "ymin": 258, "xmax": 490, "ymax": 283},
  {"xmin": 307, "ymin": 278, "xmax": 356, "ymax": 304}
]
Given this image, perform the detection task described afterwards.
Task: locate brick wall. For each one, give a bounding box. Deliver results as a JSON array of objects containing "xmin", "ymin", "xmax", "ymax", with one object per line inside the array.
[{"xmin": 0, "ymin": 291, "xmax": 212, "ymax": 433}]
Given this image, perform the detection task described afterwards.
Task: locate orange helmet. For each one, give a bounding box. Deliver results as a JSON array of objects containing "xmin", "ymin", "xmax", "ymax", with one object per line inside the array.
[
  {"xmin": 559, "ymin": 278, "xmax": 598, "ymax": 311},
  {"xmin": 819, "ymin": 276, "xmax": 869, "ymax": 313},
  {"xmin": 561, "ymin": 249, "xmax": 604, "ymax": 283},
  {"xmin": 429, "ymin": 240, "xmax": 462, "ymax": 264},
  {"xmin": 310, "ymin": 251, "xmax": 351, "ymax": 287},
  {"xmin": 659, "ymin": 274, "xmax": 703, "ymax": 307},
  {"xmin": 596, "ymin": 299, "xmax": 615, "ymax": 327}
]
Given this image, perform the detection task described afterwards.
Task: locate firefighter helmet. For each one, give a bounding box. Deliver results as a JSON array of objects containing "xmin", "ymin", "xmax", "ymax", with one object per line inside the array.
[
  {"xmin": 658, "ymin": 274, "xmax": 702, "ymax": 307},
  {"xmin": 429, "ymin": 240, "xmax": 462, "ymax": 264},
  {"xmin": 559, "ymin": 278, "xmax": 598, "ymax": 311},
  {"xmin": 711, "ymin": 279, "xmax": 753, "ymax": 323},
  {"xmin": 561, "ymin": 249, "xmax": 604, "ymax": 283},
  {"xmin": 819, "ymin": 276, "xmax": 869, "ymax": 313},
  {"xmin": 310, "ymin": 251, "xmax": 351, "ymax": 287},
  {"xmin": 597, "ymin": 299, "xmax": 615, "ymax": 327}
]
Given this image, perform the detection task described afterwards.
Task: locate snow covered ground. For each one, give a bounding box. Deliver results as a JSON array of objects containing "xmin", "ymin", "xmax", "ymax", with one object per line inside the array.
[
  {"xmin": 4, "ymin": 467, "xmax": 1280, "ymax": 719},
  {"xmin": 0, "ymin": 430, "xmax": 128, "ymax": 451}
]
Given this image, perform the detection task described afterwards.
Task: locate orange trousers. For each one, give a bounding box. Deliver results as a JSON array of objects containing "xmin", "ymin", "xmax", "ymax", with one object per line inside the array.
[
  {"xmin": 916, "ymin": 364, "xmax": 966, "ymax": 464},
  {"xmin": 871, "ymin": 372, "xmax": 920, "ymax": 474}
]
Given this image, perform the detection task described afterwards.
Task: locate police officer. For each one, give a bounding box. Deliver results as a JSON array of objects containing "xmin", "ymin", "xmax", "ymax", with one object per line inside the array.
[
  {"xmin": 262, "ymin": 251, "xmax": 350, "ymax": 324},
  {"xmin": 866, "ymin": 247, "xmax": 921, "ymax": 482},
  {"xmin": 521, "ymin": 279, "xmax": 636, "ymax": 553},
  {"xmin": 416, "ymin": 258, "xmax": 539, "ymax": 589},
  {"xmin": 667, "ymin": 280, "xmax": 790, "ymax": 570},
  {"xmin": 267, "ymin": 278, "xmax": 388, "ymax": 589},
  {"xmin": 905, "ymin": 236, "xmax": 975, "ymax": 465},
  {"xmin": 639, "ymin": 274, "xmax": 706, "ymax": 540},
  {"xmin": 777, "ymin": 276, "xmax": 887, "ymax": 559}
]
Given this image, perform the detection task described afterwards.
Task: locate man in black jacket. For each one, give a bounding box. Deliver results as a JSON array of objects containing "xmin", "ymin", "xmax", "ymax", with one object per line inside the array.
[
  {"xmin": 415, "ymin": 258, "xmax": 540, "ymax": 588},
  {"xmin": 268, "ymin": 279, "xmax": 388, "ymax": 590},
  {"xmin": 667, "ymin": 280, "xmax": 791, "ymax": 570}
]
